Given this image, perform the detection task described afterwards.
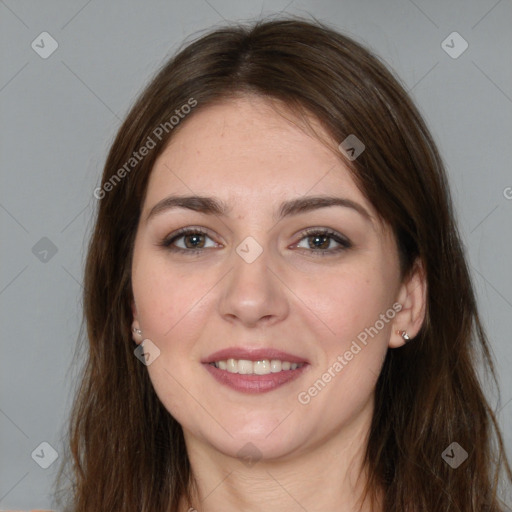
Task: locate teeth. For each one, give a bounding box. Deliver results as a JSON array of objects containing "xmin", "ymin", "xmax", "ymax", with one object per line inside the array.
[
  {"xmin": 270, "ymin": 359, "xmax": 282, "ymax": 372},
  {"xmin": 254, "ymin": 359, "xmax": 270, "ymax": 375},
  {"xmin": 210, "ymin": 359, "xmax": 304, "ymax": 375},
  {"xmin": 238, "ymin": 359, "xmax": 253, "ymax": 375}
]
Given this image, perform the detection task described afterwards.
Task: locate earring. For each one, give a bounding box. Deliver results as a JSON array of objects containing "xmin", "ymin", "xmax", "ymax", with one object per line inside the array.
[
  {"xmin": 397, "ymin": 330, "xmax": 410, "ymax": 342},
  {"xmin": 132, "ymin": 327, "xmax": 142, "ymax": 336}
]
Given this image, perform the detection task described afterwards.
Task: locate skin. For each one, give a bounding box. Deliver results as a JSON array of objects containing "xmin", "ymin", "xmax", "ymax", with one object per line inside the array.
[{"xmin": 131, "ymin": 94, "xmax": 427, "ymax": 512}]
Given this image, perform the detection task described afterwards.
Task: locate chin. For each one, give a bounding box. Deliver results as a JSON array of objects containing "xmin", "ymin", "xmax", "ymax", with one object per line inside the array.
[
  {"xmin": 182, "ymin": 412, "xmax": 305, "ymax": 462},
  {"xmin": 213, "ymin": 432, "xmax": 301, "ymax": 463}
]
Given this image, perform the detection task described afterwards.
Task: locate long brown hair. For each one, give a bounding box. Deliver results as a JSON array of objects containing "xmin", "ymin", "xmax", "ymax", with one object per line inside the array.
[{"xmin": 54, "ymin": 16, "xmax": 512, "ymax": 511}]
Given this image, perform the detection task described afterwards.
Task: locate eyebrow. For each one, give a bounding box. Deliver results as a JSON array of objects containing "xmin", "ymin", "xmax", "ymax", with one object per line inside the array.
[{"xmin": 145, "ymin": 194, "xmax": 373, "ymax": 224}]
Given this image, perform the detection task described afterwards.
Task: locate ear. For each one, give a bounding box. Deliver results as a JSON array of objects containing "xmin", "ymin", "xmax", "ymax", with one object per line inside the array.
[
  {"xmin": 389, "ymin": 258, "xmax": 427, "ymax": 348},
  {"xmin": 131, "ymin": 299, "xmax": 143, "ymax": 345}
]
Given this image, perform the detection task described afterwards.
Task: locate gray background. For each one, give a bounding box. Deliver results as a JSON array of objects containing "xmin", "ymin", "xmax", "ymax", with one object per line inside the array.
[{"xmin": 1, "ymin": 0, "xmax": 511, "ymax": 509}]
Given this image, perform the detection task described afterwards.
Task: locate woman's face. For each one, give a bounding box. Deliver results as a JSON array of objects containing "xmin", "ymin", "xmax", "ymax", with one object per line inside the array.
[{"xmin": 131, "ymin": 95, "xmax": 417, "ymax": 461}]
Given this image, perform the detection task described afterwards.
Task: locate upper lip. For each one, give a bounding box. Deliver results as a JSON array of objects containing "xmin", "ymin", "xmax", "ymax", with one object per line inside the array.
[{"xmin": 203, "ymin": 347, "xmax": 308, "ymax": 364}]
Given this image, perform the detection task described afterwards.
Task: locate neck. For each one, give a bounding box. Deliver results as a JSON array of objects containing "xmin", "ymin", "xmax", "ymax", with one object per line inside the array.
[{"xmin": 179, "ymin": 398, "xmax": 383, "ymax": 512}]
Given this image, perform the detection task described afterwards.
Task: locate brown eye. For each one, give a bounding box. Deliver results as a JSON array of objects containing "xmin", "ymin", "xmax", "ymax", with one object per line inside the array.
[
  {"xmin": 181, "ymin": 232, "xmax": 206, "ymax": 249},
  {"xmin": 294, "ymin": 228, "xmax": 352, "ymax": 256},
  {"xmin": 160, "ymin": 228, "xmax": 217, "ymax": 254}
]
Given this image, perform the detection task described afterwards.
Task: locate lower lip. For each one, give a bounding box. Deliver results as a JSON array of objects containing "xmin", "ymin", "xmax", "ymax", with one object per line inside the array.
[{"xmin": 203, "ymin": 363, "xmax": 309, "ymax": 393}]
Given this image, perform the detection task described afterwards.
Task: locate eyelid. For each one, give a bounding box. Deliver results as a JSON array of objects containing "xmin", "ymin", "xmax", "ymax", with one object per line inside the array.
[
  {"xmin": 159, "ymin": 226, "xmax": 217, "ymax": 250},
  {"xmin": 291, "ymin": 227, "xmax": 352, "ymax": 256},
  {"xmin": 295, "ymin": 227, "xmax": 352, "ymax": 246}
]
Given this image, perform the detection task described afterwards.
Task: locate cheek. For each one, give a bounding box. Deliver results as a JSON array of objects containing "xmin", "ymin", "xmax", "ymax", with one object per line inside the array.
[
  {"xmin": 295, "ymin": 269, "xmax": 391, "ymax": 421},
  {"xmin": 131, "ymin": 255, "xmax": 209, "ymax": 420},
  {"xmin": 295, "ymin": 261, "xmax": 394, "ymax": 347},
  {"xmin": 132, "ymin": 253, "xmax": 212, "ymax": 340},
  {"xmin": 292, "ymin": 259, "xmax": 394, "ymax": 413}
]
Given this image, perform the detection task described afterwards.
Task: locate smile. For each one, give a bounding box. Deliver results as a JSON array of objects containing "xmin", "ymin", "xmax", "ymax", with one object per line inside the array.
[{"xmin": 202, "ymin": 348, "xmax": 309, "ymax": 393}]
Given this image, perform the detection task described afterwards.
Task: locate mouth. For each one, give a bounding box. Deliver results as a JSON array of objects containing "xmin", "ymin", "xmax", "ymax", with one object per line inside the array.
[{"xmin": 202, "ymin": 347, "xmax": 309, "ymax": 393}]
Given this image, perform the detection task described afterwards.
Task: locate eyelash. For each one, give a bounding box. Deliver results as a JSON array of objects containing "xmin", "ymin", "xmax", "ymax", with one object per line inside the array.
[{"xmin": 159, "ymin": 227, "xmax": 352, "ymax": 257}]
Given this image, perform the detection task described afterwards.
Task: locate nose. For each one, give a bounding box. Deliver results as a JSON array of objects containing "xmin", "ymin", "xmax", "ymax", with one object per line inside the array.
[{"xmin": 217, "ymin": 243, "xmax": 290, "ymax": 328}]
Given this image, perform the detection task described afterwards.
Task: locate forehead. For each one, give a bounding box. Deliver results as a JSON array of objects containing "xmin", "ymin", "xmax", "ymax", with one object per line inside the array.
[{"xmin": 145, "ymin": 95, "xmax": 379, "ymax": 223}]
